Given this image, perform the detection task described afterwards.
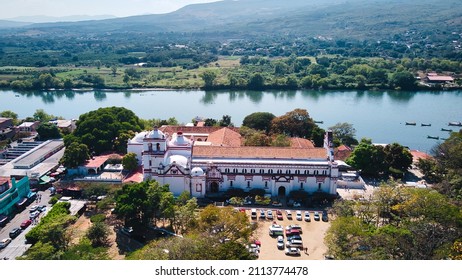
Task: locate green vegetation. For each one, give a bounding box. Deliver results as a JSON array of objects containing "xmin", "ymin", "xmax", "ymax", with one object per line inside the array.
[
  {"xmin": 346, "ymin": 139, "xmax": 412, "ymax": 177},
  {"xmin": 325, "ymin": 181, "xmax": 462, "ymax": 259}
]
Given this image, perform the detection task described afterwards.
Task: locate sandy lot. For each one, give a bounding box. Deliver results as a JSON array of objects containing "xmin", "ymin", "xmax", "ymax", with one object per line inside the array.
[{"xmin": 248, "ymin": 209, "xmax": 330, "ymax": 260}]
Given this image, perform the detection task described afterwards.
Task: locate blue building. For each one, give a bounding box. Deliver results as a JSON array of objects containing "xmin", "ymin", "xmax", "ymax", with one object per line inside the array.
[{"xmin": 0, "ymin": 177, "xmax": 31, "ymax": 226}]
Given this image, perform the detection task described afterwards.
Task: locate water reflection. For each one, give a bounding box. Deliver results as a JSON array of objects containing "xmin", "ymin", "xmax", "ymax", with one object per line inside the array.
[{"xmin": 94, "ymin": 91, "xmax": 107, "ymax": 101}]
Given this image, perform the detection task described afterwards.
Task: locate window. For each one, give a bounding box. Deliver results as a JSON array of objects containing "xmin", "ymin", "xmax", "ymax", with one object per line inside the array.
[
  {"xmin": 318, "ymin": 183, "xmax": 322, "ymax": 190},
  {"xmin": 304, "ymin": 170, "xmax": 308, "ymax": 175},
  {"xmin": 286, "ymin": 170, "xmax": 291, "ymax": 174},
  {"xmin": 148, "ymin": 143, "xmax": 153, "ymax": 152},
  {"xmin": 156, "ymin": 143, "xmax": 160, "ymax": 151},
  {"xmin": 230, "ymin": 181, "xmax": 233, "ymax": 187},
  {"xmin": 247, "ymin": 181, "xmax": 250, "ymax": 188},
  {"xmin": 265, "ymin": 181, "xmax": 268, "ymax": 189},
  {"xmin": 260, "ymin": 169, "xmax": 264, "ymax": 174},
  {"xmin": 243, "ymin": 169, "xmax": 247, "ymax": 173}
]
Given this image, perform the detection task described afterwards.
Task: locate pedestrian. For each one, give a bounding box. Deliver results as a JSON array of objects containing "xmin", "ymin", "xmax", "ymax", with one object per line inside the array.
[{"xmin": 304, "ymin": 247, "xmax": 308, "ymax": 254}]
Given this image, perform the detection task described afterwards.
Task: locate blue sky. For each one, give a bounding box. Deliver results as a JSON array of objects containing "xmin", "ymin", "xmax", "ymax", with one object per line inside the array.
[{"xmin": 0, "ymin": 0, "xmax": 220, "ymax": 19}]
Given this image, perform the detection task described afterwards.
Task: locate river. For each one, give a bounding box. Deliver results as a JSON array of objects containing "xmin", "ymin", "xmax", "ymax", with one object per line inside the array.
[{"xmin": 1, "ymin": 89, "xmax": 461, "ymax": 153}]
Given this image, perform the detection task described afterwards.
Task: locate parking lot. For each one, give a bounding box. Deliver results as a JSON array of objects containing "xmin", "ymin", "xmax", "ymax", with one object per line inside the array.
[{"xmin": 247, "ymin": 208, "xmax": 331, "ymax": 260}]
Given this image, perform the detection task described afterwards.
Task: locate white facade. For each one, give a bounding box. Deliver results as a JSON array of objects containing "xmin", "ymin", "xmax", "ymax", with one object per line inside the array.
[{"xmin": 128, "ymin": 127, "xmax": 339, "ymax": 198}]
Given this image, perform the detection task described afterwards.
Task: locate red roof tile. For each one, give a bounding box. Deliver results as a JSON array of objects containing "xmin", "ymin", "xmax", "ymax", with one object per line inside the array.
[
  {"xmin": 193, "ymin": 146, "xmax": 327, "ymax": 159},
  {"xmin": 206, "ymin": 127, "xmax": 242, "ymax": 147},
  {"xmin": 290, "ymin": 137, "xmax": 315, "ymax": 149}
]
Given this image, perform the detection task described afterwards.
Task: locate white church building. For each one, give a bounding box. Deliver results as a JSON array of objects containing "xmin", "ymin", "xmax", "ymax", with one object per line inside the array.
[{"xmin": 127, "ymin": 126, "xmax": 339, "ymax": 198}]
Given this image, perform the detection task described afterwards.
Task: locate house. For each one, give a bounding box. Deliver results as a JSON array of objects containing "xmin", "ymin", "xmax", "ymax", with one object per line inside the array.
[
  {"xmin": 425, "ymin": 73, "xmax": 455, "ymax": 85},
  {"xmin": 49, "ymin": 119, "xmax": 76, "ymax": 133},
  {"xmin": 0, "ymin": 118, "xmax": 15, "ymax": 141},
  {"xmin": 0, "ymin": 177, "xmax": 31, "ymax": 219},
  {"xmin": 17, "ymin": 121, "xmax": 40, "ymax": 133}
]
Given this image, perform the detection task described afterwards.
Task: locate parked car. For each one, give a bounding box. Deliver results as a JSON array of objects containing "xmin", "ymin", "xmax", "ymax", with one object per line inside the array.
[
  {"xmin": 286, "ymin": 239, "xmax": 304, "ymax": 249},
  {"xmin": 29, "ymin": 205, "xmax": 40, "ymax": 212},
  {"xmin": 120, "ymin": 226, "xmax": 134, "ymax": 236},
  {"xmin": 277, "ymin": 235, "xmax": 285, "ymax": 249},
  {"xmin": 29, "ymin": 210, "xmax": 40, "ymax": 219},
  {"xmin": 276, "ymin": 209, "xmax": 283, "ymax": 220},
  {"xmin": 251, "ymin": 208, "xmax": 257, "ymax": 219},
  {"xmin": 267, "ymin": 209, "xmax": 273, "ymax": 220},
  {"xmin": 0, "ymin": 238, "xmax": 12, "ymax": 249},
  {"xmin": 285, "ymin": 247, "xmax": 301, "ymax": 256},
  {"xmin": 286, "ymin": 224, "xmax": 303, "ymax": 234},
  {"xmin": 268, "ymin": 223, "xmax": 284, "ymax": 236},
  {"xmin": 322, "ymin": 211, "xmax": 329, "ymax": 222},
  {"xmin": 304, "ymin": 211, "xmax": 311, "ymax": 222},
  {"xmin": 20, "ymin": 219, "xmax": 32, "ymax": 229},
  {"xmin": 9, "ymin": 227, "xmax": 22, "ymax": 239},
  {"xmin": 285, "ymin": 229, "xmax": 301, "ymax": 236},
  {"xmin": 38, "ymin": 205, "xmax": 47, "ymax": 212},
  {"xmin": 296, "ymin": 210, "xmax": 302, "ymax": 221},
  {"xmin": 259, "ymin": 209, "xmax": 266, "ymax": 219},
  {"xmin": 293, "ymin": 201, "xmax": 301, "ymax": 208},
  {"xmin": 285, "ymin": 210, "xmax": 292, "ymax": 219},
  {"xmin": 314, "ymin": 211, "xmax": 320, "ymax": 221}
]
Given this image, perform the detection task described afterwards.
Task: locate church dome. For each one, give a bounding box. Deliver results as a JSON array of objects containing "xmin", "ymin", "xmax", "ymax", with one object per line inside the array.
[
  {"xmin": 147, "ymin": 126, "xmax": 165, "ymax": 139},
  {"xmin": 191, "ymin": 167, "xmax": 204, "ymax": 177},
  {"xmin": 170, "ymin": 131, "xmax": 191, "ymax": 146},
  {"xmin": 165, "ymin": 155, "xmax": 188, "ymax": 168},
  {"xmin": 130, "ymin": 132, "xmax": 147, "ymax": 144}
]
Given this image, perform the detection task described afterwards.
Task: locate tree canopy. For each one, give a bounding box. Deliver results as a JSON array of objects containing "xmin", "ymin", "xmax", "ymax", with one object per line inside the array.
[
  {"xmin": 72, "ymin": 107, "xmax": 142, "ymax": 154},
  {"xmin": 328, "ymin": 122, "xmax": 358, "ymax": 147},
  {"xmin": 270, "ymin": 108, "xmax": 317, "ymax": 139},
  {"xmin": 36, "ymin": 123, "xmax": 62, "ymax": 140},
  {"xmin": 242, "ymin": 112, "xmax": 275, "ymax": 133}
]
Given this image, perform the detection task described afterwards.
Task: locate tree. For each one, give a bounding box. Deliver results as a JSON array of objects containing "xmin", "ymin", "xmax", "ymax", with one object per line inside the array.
[
  {"xmin": 122, "ymin": 152, "xmax": 138, "ymax": 172},
  {"xmin": 242, "ymin": 112, "xmax": 275, "ymax": 133},
  {"xmin": 270, "ymin": 108, "xmax": 316, "ymax": 138},
  {"xmin": 271, "ymin": 134, "xmax": 290, "ymax": 147},
  {"xmin": 329, "ymin": 122, "xmax": 358, "ymax": 147},
  {"xmin": 199, "ymin": 70, "xmax": 217, "ymax": 88},
  {"xmin": 73, "ymin": 107, "xmax": 143, "ymax": 154},
  {"xmin": 36, "ymin": 122, "xmax": 62, "ymax": 140},
  {"xmin": 218, "ymin": 115, "xmax": 233, "ymax": 127},
  {"xmin": 248, "ymin": 73, "xmax": 264, "ymax": 89},
  {"xmin": 60, "ymin": 142, "xmax": 90, "ymax": 168},
  {"xmin": 384, "ymin": 143, "xmax": 413, "ymax": 176},
  {"xmin": 111, "ymin": 65, "xmax": 118, "ymax": 76},
  {"xmin": 346, "ymin": 138, "xmax": 387, "ymax": 176},
  {"xmin": 86, "ymin": 222, "xmax": 110, "ymax": 247},
  {"xmin": 33, "ymin": 109, "xmax": 58, "ymax": 122},
  {"xmin": 390, "ymin": 71, "xmax": 416, "ymax": 90},
  {"xmin": 0, "ymin": 110, "xmax": 18, "ymax": 125}
]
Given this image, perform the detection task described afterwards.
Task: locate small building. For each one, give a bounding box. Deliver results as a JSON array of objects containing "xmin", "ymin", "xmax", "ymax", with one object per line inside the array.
[
  {"xmin": 425, "ymin": 73, "xmax": 455, "ymax": 85},
  {"xmin": 17, "ymin": 121, "xmax": 40, "ymax": 133},
  {"xmin": 0, "ymin": 118, "xmax": 15, "ymax": 141},
  {"xmin": 49, "ymin": 119, "xmax": 76, "ymax": 133}
]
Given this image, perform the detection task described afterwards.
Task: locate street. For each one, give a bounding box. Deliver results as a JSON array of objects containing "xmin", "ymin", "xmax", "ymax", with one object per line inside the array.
[{"xmin": 0, "ymin": 188, "xmax": 53, "ymax": 260}]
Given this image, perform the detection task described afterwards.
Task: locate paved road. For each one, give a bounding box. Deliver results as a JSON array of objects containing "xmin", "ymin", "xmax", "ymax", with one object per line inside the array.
[{"xmin": 0, "ymin": 189, "xmax": 52, "ymax": 260}]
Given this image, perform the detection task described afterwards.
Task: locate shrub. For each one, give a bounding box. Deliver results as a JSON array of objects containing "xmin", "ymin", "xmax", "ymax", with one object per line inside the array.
[{"xmin": 90, "ymin": 214, "xmax": 106, "ymax": 223}]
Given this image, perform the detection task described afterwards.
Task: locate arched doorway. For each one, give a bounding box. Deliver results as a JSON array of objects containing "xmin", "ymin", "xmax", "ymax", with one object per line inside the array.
[
  {"xmin": 278, "ymin": 186, "xmax": 286, "ymax": 198},
  {"xmin": 210, "ymin": 182, "xmax": 219, "ymax": 193}
]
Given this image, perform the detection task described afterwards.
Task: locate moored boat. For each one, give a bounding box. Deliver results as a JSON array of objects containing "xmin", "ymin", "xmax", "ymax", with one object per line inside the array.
[
  {"xmin": 427, "ymin": 135, "xmax": 439, "ymax": 140},
  {"xmin": 441, "ymin": 128, "xmax": 453, "ymax": 132},
  {"xmin": 421, "ymin": 123, "xmax": 431, "ymax": 126},
  {"xmin": 448, "ymin": 121, "xmax": 462, "ymax": 126},
  {"xmin": 405, "ymin": 122, "xmax": 416, "ymax": 126}
]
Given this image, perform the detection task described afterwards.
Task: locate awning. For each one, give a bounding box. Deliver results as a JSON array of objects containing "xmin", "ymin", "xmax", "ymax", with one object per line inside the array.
[
  {"xmin": 27, "ymin": 192, "xmax": 36, "ymax": 198},
  {"xmin": 40, "ymin": 175, "xmax": 51, "ymax": 185},
  {"xmin": 16, "ymin": 197, "xmax": 27, "ymax": 207}
]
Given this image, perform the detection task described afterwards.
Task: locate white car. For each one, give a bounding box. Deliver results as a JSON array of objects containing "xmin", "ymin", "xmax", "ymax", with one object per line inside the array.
[
  {"xmin": 29, "ymin": 210, "xmax": 40, "ymax": 219},
  {"xmin": 285, "ymin": 247, "xmax": 301, "ymax": 256},
  {"xmin": 277, "ymin": 235, "xmax": 284, "ymax": 249},
  {"xmin": 285, "ymin": 210, "xmax": 292, "ymax": 219},
  {"xmin": 296, "ymin": 210, "xmax": 302, "ymax": 221},
  {"xmin": 268, "ymin": 223, "xmax": 284, "ymax": 236},
  {"xmin": 267, "ymin": 209, "xmax": 273, "ymax": 220},
  {"xmin": 0, "ymin": 238, "xmax": 12, "ymax": 249},
  {"xmin": 304, "ymin": 211, "xmax": 311, "ymax": 222}
]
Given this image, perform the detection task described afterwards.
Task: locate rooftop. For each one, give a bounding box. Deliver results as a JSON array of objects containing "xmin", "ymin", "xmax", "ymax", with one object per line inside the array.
[
  {"xmin": 206, "ymin": 127, "xmax": 242, "ymax": 147},
  {"xmin": 193, "ymin": 146, "xmax": 327, "ymax": 160},
  {"xmin": 290, "ymin": 137, "xmax": 315, "ymax": 149},
  {"xmin": 13, "ymin": 140, "xmax": 64, "ymax": 169}
]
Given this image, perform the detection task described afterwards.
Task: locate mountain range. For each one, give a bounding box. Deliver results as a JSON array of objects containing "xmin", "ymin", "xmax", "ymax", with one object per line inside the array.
[{"xmin": 1, "ymin": 0, "xmax": 460, "ymax": 40}]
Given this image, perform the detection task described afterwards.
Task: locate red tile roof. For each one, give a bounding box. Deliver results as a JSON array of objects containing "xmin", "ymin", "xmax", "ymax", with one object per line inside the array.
[
  {"xmin": 159, "ymin": 125, "xmax": 239, "ymax": 136},
  {"xmin": 193, "ymin": 146, "xmax": 327, "ymax": 159},
  {"xmin": 206, "ymin": 127, "xmax": 242, "ymax": 147},
  {"xmin": 410, "ymin": 150, "xmax": 432, "ymax": 163},
  {"xmin": 83, "ymin": 154, "xmax": 114, "ymax": 168},
  {"xmin": 427, "ymin": 76, "xmax": 454, "ymax": 82},
  {"xmin": 290, "ymin": 137, "xmax": 315, "ymax": 149}
]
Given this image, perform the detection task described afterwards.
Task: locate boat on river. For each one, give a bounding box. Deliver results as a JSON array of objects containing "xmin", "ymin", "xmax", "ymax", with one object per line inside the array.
[
  {"xmin": 441, "ymin": 128, "xmax": 453, "ymax": 132},
  {"xmin": 314, "ymin": 120, "xmax": 323, "ymax": 124},
  {"xmin": 421, "ymin": 123, "xmax": 431, "ymax": 126},
  {"xmin": 427, "ymin": 135, "xmax": 439, "ymax": 140},
  {"xmin": 405, "ymin": 122, "xmax": 416, "ymax": 126},
  {"xmin": 448, "ymin": 121, "xmax": 462, "ymax": 126}
]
